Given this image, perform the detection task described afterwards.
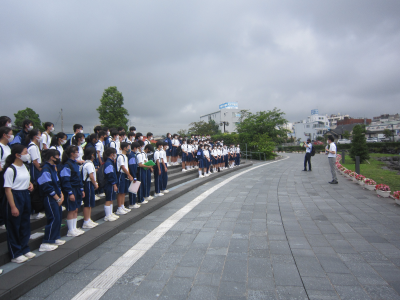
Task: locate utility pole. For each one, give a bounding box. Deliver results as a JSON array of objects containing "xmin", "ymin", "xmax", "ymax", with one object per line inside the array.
[{"xmin": 61, "ymin": 108, "xmax": 64, "ymax": 132}]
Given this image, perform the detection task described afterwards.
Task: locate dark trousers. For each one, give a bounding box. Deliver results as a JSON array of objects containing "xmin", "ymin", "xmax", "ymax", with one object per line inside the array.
[
  {"xmin": 6, "ymin": 190, "xmax": 31, "ymax": 258},
  {"xmin": 304, "ymin": 153, "xmax": 312, "ymax": 170},
  {"xmin": 43, "ymin": 196, "xmax": 62, "ymax": 243},
  {"xmin": 154, "ymin": 165, "xmax": 161, "ymax": 194},
  {"xmin": 138, "ymin": 168, "xmax": 146, "ymax": 202},
  {"xmin": 146, "ymin": 169, "xmax": 151, "ymax": 197},
  {"xmin": 161, "ymin": 164, "xmax": 168, "ymax": 191}
]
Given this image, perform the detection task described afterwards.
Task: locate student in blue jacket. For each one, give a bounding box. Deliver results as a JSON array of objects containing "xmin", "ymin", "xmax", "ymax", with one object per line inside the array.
[
  {"xmin": 59, "ymin": 146, "xmax": 85, "ymax": 237},
  {"xmin": 197, "ymin": 144, "xmax": 205, "ymax": 178},
  {"xmin": 9, "ymin": 119, "xmax": 33, "ymax": 147},
  {"xmin": 103, "ymin": 147, "xmax": 119, "ymax": 221},
  {"xmin": 38, "ymin": 149, "xmax": 65, "ymax": 252},
  {"xmin": 128, "ymin": 142, "xmax": 140, "ymax": 209},
  {"xmin": 165, "ymin": 133, "xmax": 172, "ymax": 164}
]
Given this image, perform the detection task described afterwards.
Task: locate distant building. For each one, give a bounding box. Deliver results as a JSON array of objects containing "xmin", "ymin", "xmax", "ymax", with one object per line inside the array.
[
  {"xmin": 200, "ymin": 102, "xmax": 242, "ymax": 133},
  {"xmin": 366, "ymin": 114, "xmax": 400, "ymax": 141},
  {"xmin": 337, "ymin": 118, "xmax": 371, "ymax": 126},
  {"xmin": 327, "ymin": 113, "xmax": 350, "ymax": 129},
  {"xmin": 293, "ymin": 109, "xmax": 330, "ymax": 142}
]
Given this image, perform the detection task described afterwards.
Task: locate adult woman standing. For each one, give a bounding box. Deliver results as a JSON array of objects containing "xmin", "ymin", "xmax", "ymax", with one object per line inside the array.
[{"xmin": 3, "ymin": 144, "xmax": 36, "ymax": 263}]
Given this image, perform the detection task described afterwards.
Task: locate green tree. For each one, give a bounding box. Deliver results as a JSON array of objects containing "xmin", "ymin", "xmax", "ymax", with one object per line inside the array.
[
  {"xmin": 177, "ymin": 129, "xmax": 188, "ymax": 137},
  {"xmin": 236, "ymin": 108, "xmax": 288, "ymax": 143},
  {"xmin": 343, "ymin": 130, "xmax": 350, "ymax": 139},
  {"xmin": 349, "ymin": 125, "xmax": 369, "ymax": 163},
  {"xmin": 188, "ymin": 120, "xmax": 220, "ymax": 136},
  {"xmin": 316, "ymin": 136, "xmax": 325, "ymax": 142},
  {"xmin": 14, "ymin": 107, "xmax": 43, "ymax": 131},
  {"xmin": 383, "ymin": 128, "xmax": 393, "ymax": 141},
  {"xmin": 97, "ymin": 86, "xmax": 129, "ymax": 130}
]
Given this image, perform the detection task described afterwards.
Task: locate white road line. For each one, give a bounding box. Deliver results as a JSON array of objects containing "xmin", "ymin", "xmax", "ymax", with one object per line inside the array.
[{"xmin": 72, "ymin": 158, "xmax": 288, "ymax": 300}]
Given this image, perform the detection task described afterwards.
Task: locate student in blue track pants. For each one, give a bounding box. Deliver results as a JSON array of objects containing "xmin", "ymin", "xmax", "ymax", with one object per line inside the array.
[
  {"xmin": 197, "ymin": 144, "xmax": 205, "ymax": 178},
  {"xmin": 153, "ymin": 141, "xmax": 164, "ymax": 197},
  {"xmin": 144, "ymin": 144, "xmax": 154, "ymax": 199},
  {"xmin": 160, "ymin": 142, "xmax": 169, "ymax": 193},
  {"xmin": 3, "ymin": 144, "xmax": 36, "ymax": 263},
  {"xmin": 103, "ymin": 147, "xmax": 119, "ymax": 221},
  {"xmin": 38, "ymin": 149, "xmax": 65, "ymax": 252},
  {"xmin": 128, "ymin": 142, "xmax": 140, "ymax": 208},
  {"xmin": 136, "ymin": 140, "xmax": 149, "ymax": 203},
  {"xmin": 59, "ymin": 146, "xmax": 85, "ymax": 237}
]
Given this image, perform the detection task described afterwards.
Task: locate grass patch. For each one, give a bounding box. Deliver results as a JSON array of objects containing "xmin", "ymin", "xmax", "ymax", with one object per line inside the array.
[{"xmin": 341, "ymin": 153, "xmax": 400, "ymax": 193}]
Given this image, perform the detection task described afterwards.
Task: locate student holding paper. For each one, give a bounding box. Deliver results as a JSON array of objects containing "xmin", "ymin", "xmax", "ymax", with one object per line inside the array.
[
  {"xmin": 144, "ymin": 144, "xmax": 155, "ymax": 200},
  {"xmin": 128, "ymin": 142, "xmax": 140, "ymax": 209}
]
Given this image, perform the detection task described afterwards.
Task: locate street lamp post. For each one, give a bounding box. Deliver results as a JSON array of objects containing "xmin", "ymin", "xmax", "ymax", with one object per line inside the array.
[{"xmin": 220, "ymin": 121, "xmax": 229, "ymax": 133}]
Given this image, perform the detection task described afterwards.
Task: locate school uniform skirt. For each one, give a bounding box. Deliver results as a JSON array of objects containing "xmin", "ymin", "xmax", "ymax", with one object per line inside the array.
[
  {"xmin": 117, "ymin": 172, "xmax": 129, "ymax": 194},
  {"xmin": 182, "ymin": 153, "xmax": 187, "ymax": 162},
  {"xmin": 64, "ymin": 187, "xmax": 83, "ymax": 211},
  {"xmin": 5, "ymin": 190, "xmax": 31, "ymax": 259},
  {"xmin": 198, "ymin": 158, "xmax": 204, "ymax": 168},
  {"xmin": 172, "ymin": 147, "xmax": 178, "ymax": 157},
  {"xmin": 83, "ymin": 181, "xmax": 95, "ymax": 208},
  {"xmin": 188, "ymin": 153, "xmax": 193, "ymax": 162}
]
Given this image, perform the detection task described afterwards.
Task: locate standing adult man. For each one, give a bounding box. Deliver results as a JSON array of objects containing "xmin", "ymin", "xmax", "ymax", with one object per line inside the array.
[
  {"xmin": 327, "ymin": 135, "xmax": 338, "ymax": 184},
  {"xmin": 303, "ymin": 138, "xmax": 312, "ymax": 171}
]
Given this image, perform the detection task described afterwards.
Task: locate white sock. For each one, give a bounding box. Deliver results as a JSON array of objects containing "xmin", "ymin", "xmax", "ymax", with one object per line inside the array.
[
  {"xmin": 111, "ymin": 204, "xmax": 113, "ymax": 214},
  {"xmin": 122, "ymin": 205, "xmax": 125, "ymax": 209},
  {"xmin": 67, "ymin": 219, "xmax": 74, "ymax": 231},
  {"xmin": 199, "ymin": 171, "xmax": 202, "ymax": 176},
  {"xmin": 73, "ymin": 218, "xmax": 77, "ymax": 230},
  {"xmin": 84, "ymin": 219, "xmax": 90, "ymax": 224}
]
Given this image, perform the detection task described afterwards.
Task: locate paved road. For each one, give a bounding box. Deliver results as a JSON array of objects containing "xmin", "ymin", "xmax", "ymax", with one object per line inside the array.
[{"xmin": 19, "ymin": 154, "xmax": 400, "ymax": 300}]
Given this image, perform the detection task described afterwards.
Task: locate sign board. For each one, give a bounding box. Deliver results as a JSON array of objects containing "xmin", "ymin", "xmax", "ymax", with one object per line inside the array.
[
  {"xmin": 219, "ymin": 102, "xmax": 238, "ymax": 109},
  {"xmin": 311, "ymin": 109, "xmax": 319, "ymax": 115}
]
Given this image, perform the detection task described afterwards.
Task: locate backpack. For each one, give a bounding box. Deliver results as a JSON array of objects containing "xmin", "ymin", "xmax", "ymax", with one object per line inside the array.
[
  {"xmin": 311, "ymin": 145, "xmax": 316, "ymax": 156},
  {"xmin": 0, "ymin": 165, "xmax": 21, "ymax": 200},
  {"xmin": 96, "ymin": 163, "xmax": 107, "ymax": 189}
]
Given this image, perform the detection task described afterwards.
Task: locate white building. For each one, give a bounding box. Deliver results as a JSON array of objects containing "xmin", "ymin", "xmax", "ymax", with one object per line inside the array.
[
  {"xmin": 327, "ymin": 113, "xmax": 350, "ymax": 129},
  {"xmin": 293, "ymin": 109, "xmax": 330, "ymax": 142},
  {"xmin": 200, "ymin": 102, "xmax": 242, "ymax": 133}
]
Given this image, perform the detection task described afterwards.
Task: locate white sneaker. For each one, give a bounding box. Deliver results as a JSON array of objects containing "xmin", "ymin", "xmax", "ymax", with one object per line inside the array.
[
  {"xmin": 0, "ymin": 269, "xmax": 3, "ymax": 275},
  {"xmin": 205, "ymin": 173, "xmax": 209, "ymax": 177},
  {"xmin": 129, "ymin": 204, "xmax": 141, "ymax": 209},
  {"xmin": 161, "ymin": 190, "xmax": 169, "ymax": 193},
  {"xmin": 67, "ymin": 230, "xmax": 80, "ymax": 237},
  {"xmin": 35, "ymin": 212, "xmax": 46, "ymax": 219},
  {"xmin": 199, "ymin": 175, "xmax": 204, "ymax": 178},
  {"xmin": 39, "ymin": 243, "xmax": 58, "ymax": 252},
  {"xmin": 95, "ymin": 195, "xmax": 101, "ymax": 201},
  {"xmin": 89, "ymin": 220, "xmax": 99, "ymax": 227},
  {"xmin": 55, "ymin": 239, "xmax": 66, "ymax": 245},
  {"xmin": 155, "ymin": 193, "xmax": 164, "ymax": 197},
  {"xmin": 62, "ymin": 206, "xmax": 66, "ymax": 211},
  {"xmin": 123, "ymin": 207, "xmax": 131, "ymax": 212},
  {"xmin": 111, "ymin": 213, "xmax": 120, "ymax": 219},
  {"xmin": 116, "ymin": 208, "xmax": 127, "ymax": 215},
  {"xmin": 141, "ymin": 200, "xmax": 149, "ymax": 204},
  {"xmin": 75, "ymin": 228, "xmax": 85, "ymax": 235},
  {"xmin": 24, "ymin": 252, "xmax": 36, "ymax": 259},
  {"xmin": 147, "ymin": 196, "xmax": 154, "ymax": 200},
  {"xmin": 11, "ymin": 255, "xmax": 28, "ymax": 263},
  {"xmin": 82, "ymin": 222, "xmax": 96, "ymax": 229},
  {"xmin": 99, "ymin": 193, "xmax": 105, "ymax": 197},
  {"xmin": 182, "ymin": 169, "xmax": 187, "ymax": 172},
  {"xmin": 104, "ymin": 215, "xmax": 117, "ymax": 222},
  {"xmin": 0, "ymin": 225, "xmax": 5, "ymax": 230}
]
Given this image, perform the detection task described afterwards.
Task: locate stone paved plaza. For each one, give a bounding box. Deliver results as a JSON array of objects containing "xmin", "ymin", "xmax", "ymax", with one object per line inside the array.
[{"xmin": 18, "ymin": 154, "xmax": 400, "ymax": 300}]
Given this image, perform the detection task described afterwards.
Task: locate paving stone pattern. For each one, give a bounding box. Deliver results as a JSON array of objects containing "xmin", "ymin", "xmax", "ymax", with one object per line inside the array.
[{"xmin": 19, "ymin": 154, "xmax": 400, "ymax": 299}]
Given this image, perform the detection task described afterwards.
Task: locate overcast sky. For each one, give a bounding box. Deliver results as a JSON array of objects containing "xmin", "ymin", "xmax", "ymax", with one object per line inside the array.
[{"xmin": 1, "ymin": 0, "xmax": 400, "ymax": 134}]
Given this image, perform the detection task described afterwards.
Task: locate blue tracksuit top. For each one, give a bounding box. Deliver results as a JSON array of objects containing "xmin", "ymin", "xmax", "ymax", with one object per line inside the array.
[
  {"xmin": 59, "ymin": 158, "xmax": 84, "ymax": 195},
  {"xmin": 197, "ymin": 149, "xmax": 204, "ymax": 160},
  {"xmin": 9, "ymin": 129, "xmax": 29, "ymax": 147},
  {"xmin": 104, "ymin": 158, "xmax": 117, "ymax": 185},
  {"xmin": 165, "ymin": 138, "xmax": 172, "ymax": 149},
  {"xmin": 128, "ymin": 152, "xmax": 138, "ymax": 181},
  {"xmin": 37, "ymin": 162, "xmax": 62, "ymax": 197}
]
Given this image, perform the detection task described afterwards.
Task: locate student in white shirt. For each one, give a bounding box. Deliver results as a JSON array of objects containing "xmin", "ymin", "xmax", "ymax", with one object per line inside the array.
[
  {"xmin": 116, "ymin": 142, "xmax": 133, "ymax": 215},
  {"xmin": 303, "ymin": 138, "xmax": 312, "ymax": 171},
  {"xmin": 160, "ymin": 142, "xmax": 169, "ymax": 194},
  {"xmin": 0, "ymin": 127, "xmax": 13, "ymax": 171},
  {"xmin": 144, "ymin": 132, "xmax": 153, "ymax": 146},
  {"xmin": 327, "ymin": 136, "xmax": 338, "ymax": 184},
  {"xmin": 181, "ymin": 139, "xmax": 188, "ymax": 172},
  {"xmin": 26, "ymin": 129, "xmax": 42, "ymax": 183},
  {"xmin": 49, "ymin": 132, "xmax": 67, "ymax": 160},
  {"xmin": 72, "ymin": 132, "xmax": 85, "ymax": 164},
  {"xmin": 109, "ymin": 130, "xmax": 119, "ymax": 153},
  {"xmin": 3, "ymin": 144, "xmax": 36, "ymax": 263},
  {"xmin": 171, "ymin": 134, "xmax": 179, "ymax": 165},
  {"xmin": 153, "ymin": 141, "xmax": 164, "ymax": 196},
  {"xmin": 81, "ymin": 147, "xmax": 99, "ymax": 228},
  {"xmin": 40, "ymin": 122, "xmax": 54, "ymax": 150}
]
